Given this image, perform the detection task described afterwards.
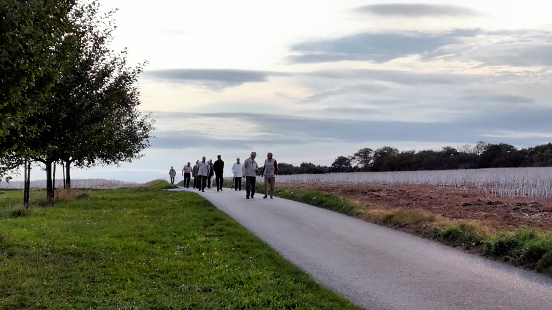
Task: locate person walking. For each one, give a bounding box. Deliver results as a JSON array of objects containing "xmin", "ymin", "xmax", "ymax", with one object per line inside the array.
[
  {"xmin": 243, "ymin": 151, "xmax": 258, "ymax": 199},
  {"xmin": 169, "ymin": 166, "xmax": 176, "ymax": 184},
  {"xmin": 214, "ymin": 155, "xmax": 224, "ymax": 191},
  {"xmin": 198, "ymin": 157, "xmax": 210, "ymax": 192},
  {"xmin": 261, "ymin": 152, "xmax": 279, "ymax": 199},
  {"xmin": 182, "ymin": 162, "xmax": 192, "ymax": 188},
  {"xmin": 192, "ymin": 160, "xmax": 199, "ymax": 189},
  {"xmin": 207, "ymin": 159, "xmax": 214, "ymax": 188},
  {"xmin": 232, "ymin": 157, "xmax": 243, "ymax": 191}
]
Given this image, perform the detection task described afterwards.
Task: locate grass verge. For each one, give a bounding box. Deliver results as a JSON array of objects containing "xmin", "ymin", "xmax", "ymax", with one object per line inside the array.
[{"xmin": 0, "ymin": 180, "xmax": 361, "ymax": 309}]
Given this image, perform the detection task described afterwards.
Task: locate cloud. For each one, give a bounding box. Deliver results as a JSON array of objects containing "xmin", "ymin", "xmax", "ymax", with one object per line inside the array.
[
  {"xmin": 423, "ymin": 30, "xmax": 552, "ymax": 67},
  {"xmin": 288, "ymin": 30, "xmax": 479, "ymax": 64},
  {"xmin": 354, "ymin": 4, "xmax": 482, "ymax": 18},
  {"xmin": 301, "ymin": 84, "xmax": 385, "ymax": 103},
  {"xmin": 143, "ymin": 69, "xmax": 282, "ymax": 90},
  {"xmin": 149, "ymin": 106, "xmax": 552, "ymax": 152},
  {"xmin": 307, "ymin": 69, "xmax": 472, "ymax": 86}
]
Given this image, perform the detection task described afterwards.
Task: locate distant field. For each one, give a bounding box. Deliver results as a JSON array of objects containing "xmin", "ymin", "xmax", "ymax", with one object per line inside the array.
[
  {"xmin": 277, "ymin": 167, "xmax": 552, "ymax": 198},
  {"xmin": 0, "ymin": 179, "xmax": 137, "ymax": 189}
]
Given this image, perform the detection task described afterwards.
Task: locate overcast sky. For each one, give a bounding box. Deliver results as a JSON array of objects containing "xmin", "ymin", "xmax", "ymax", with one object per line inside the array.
[{"xmin": 11, "ymin": 0, "xmax": 552, "ymax": 184}]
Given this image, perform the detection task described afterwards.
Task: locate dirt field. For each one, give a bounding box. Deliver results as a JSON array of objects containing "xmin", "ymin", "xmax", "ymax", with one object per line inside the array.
[{"xmin": 279, "ymin": 183, "xmax": 552, "ymax": 231}]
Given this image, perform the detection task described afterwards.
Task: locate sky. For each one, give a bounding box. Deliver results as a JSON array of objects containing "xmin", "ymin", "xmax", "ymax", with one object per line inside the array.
[{"xmin": 9, "ymin": 0, "xmax": 552, "ymax": 184}]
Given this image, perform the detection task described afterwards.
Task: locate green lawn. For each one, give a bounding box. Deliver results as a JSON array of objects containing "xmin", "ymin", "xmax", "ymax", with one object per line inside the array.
[{"xmin": 0, "ymin": 182, "xmax": 361, "ymax": 309}]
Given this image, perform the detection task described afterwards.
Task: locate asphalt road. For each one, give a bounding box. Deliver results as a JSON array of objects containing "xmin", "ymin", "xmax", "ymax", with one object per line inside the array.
[{"xmin": 172, "ymin": 186, "xmax": 552, "ymax": 310}]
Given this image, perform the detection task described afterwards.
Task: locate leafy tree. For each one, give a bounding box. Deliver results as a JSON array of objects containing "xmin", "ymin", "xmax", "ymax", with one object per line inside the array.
[
  {"xmin": 329, "ymin": 156, "xmax": 353, "ymax": 173},
  {"xmin": 23, "ymin": 2, "xmax": 153, "ymax": 199},
  {"xmin": 371, "ymin": 146, "xmax": 399, "ymax": 171},
  {"xmin": 352, "ymin": 148, "xmax": 373, "ymax": 171},
  {"xmin": 0, "ymin": 0, "xmax": 75, "ymax": 180},
  {"xmin": 299, "ymin": 162, "xmax": 328, "ymax": 174},
  {"xmin": 479, "ymin": 143, "xmax": 523, "ymax": 168}
]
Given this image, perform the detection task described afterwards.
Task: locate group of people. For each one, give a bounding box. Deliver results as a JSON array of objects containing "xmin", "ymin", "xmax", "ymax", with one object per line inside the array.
[{"xmin": 169, "ymin": 152, "xmax": 279, "ymax": 199}]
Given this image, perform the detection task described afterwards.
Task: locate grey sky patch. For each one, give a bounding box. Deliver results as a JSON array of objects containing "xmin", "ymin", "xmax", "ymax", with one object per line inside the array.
[
  {"xmin": 149, "ymin": 108, "xmax": 552, "ymax": 151},
  {"xmin": 143, "ymin": 69, "xmax": 280, "ymax": 90},
  {"xmin": 301, "ymin": 84, "xmax": 386, "ymax": 103},
  {"xmin": 288, "ymin": 30, "xmax": 478, "ymax": 64},
  {"xmin": 461, "ymin": 95, "xmax": 535, "ymax": 104},
  {"xmin": 354, "ymin": 4, "xmax": 482, "ymax": 18},
  {"xmin": 307, "ymin": 69, "xmax": 472, "ymax": 86}
]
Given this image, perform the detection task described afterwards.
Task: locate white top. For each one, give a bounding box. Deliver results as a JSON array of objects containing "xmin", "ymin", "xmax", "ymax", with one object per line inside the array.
[{"xmin": 232, "ymin": 163, "xmax": 243, "ymax": 177}]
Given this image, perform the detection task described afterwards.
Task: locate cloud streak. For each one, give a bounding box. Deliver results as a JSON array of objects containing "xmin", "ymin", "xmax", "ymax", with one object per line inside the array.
[
  {"xmin": 143, "ymin": 69, "xmax": 283, "ymax": 90},
  {"xmin": 288, "ymin": 30, "xmax": 479, "ymax": 64},
  {"xmin": 354, "ymin": 4, "xmax": 482, "ymax": 18}
]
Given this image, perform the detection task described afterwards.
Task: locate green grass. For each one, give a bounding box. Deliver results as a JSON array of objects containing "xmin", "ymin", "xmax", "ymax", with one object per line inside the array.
[{"xmin": 0, "ymin": 182, "xmax": 361, "ymax": 309}]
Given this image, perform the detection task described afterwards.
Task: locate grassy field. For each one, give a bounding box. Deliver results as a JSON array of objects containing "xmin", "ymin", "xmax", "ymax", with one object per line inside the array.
[{"xmin": 0, "ymin": 181, "xmax": 361, "ymax": 310}]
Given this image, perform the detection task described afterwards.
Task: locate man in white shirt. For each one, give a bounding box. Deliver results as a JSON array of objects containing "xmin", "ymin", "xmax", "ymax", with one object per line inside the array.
[
  {"xmin": 182, "ymin": 162, "xmax": 192, "ymax": 188},
  {"xmin": 243, "ymin": 152, "xmax": 258, "ymax": 199},
  {"xmin": 197, "ymin": 156, "xmax": 210, "ymax": 192},
  {"xmin": 231, "ymin": 157, "xmax": 243, "ymax": 191}
]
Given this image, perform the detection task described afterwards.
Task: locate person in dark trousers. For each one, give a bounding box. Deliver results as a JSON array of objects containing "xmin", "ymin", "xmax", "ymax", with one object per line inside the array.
[
  {"xmin": 232, "ymin": 157, "xmax": 243, "ymax": 191},
  {"xmin": 192, "ymin": 160, "xmax": 199, "ymax": 189},
  {"xmin": 207, "ymin": 159, "xmax": 214, "ymax": 188},
  {"xmin": 182, "ymin": 162, "xmax": 192, "ymax": 188},
  {"xmin": 214, "ymin": 155, "xmax": 224, "ymax": 191},
  {"xmin": 169, "ymin": 166, "xmax": 176, "ymax": 184},
  {"xmin": 197, "ymin": 157, "xmax": 209, "ymax": 192},
  {"xmin": 243, "ymin": 151, "xmax": 258, "ymax": 199}
]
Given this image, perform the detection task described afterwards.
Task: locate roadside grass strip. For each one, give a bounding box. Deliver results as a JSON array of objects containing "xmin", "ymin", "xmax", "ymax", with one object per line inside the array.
[{"xmin": 0, "ymin": 182, "xmax": 361, "ymax": 309}]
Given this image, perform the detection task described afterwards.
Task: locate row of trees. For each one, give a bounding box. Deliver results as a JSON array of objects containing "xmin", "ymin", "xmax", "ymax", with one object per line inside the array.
[
  {"xmin": 278, "ymin": 142, "xmax": 552, "ymax": 174},
  {"xmin": 1, "ymin": 1, "xmax": 153, "ymax": 203}
]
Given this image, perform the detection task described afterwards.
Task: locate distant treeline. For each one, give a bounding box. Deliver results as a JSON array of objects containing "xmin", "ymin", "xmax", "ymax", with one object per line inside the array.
[{"xmin": 278, "ymin": 141, "xmax": 552, "ymax": 174}]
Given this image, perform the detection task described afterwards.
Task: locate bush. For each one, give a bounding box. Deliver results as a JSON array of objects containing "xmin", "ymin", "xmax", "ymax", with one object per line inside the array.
[{"xmin": 438, "ymin": 222, "xmax": 483, "ymax": 248}]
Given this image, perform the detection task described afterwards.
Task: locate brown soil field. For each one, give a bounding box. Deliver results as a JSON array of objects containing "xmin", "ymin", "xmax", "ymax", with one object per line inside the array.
[{"xmin": 279, "ymin": 183, "xmax": 552, "ymax": 231}]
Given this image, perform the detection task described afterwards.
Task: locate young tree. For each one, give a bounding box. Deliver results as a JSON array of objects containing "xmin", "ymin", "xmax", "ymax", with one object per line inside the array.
[
  {"xmin": 25, "ymin": 2, "xmax": 153, "ymax": 199},
  {"xmin": 0, "ymin": 0, "xmax": 75, "ymax": 181}
]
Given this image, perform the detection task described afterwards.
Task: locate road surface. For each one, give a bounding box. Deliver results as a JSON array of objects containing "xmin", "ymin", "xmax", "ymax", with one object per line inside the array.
[{"xmin": 172, "ymin": 187, "xmax": 552, "ymax": 310}]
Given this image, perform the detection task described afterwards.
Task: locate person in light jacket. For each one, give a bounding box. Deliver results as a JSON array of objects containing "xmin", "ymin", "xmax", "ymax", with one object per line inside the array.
[
  {"xmin": 261, "ymin": 152, "xmax": 278, "ymax": 199},
  {"xmin": 182, "ymin": 162, "xmax": 192, "ymax": 188},
  {"xmin": 197, "ymin": 157, "xmax": 210, "ymax": 192},
  {"xmin": 243, "ymin": 151, "xmax": 258, "ymax": 199},
  {"xmin": 169, "ymin": 166, "xmax": 176, "ymax": 184},
  {"xmin": 232, "ymin": 157, "xmax": 243, "ymax": 191}
]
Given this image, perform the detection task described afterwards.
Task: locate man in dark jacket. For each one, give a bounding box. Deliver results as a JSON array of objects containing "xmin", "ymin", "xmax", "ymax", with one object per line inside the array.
[{"xmin": 213, "ymin": 155, "xmax": 224, "ymax": 191}]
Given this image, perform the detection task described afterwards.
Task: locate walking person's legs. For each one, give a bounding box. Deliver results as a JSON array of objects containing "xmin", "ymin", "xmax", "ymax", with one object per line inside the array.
[
  {"xmin": 245, "ymin": 177, "xmax": 251, "ymax": 198},
  {"xmin": 263, "ymin": 176, "xmax": 269, "ymax": 198},
  {"xmin": 268, "ymin": 177, "xmax": 275, "ymax": 198}
]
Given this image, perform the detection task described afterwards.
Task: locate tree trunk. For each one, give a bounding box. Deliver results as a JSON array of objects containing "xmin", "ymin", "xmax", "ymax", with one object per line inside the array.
[
  {"xmin": 65, "ymin": 160, "xmax": 71, "ymax": 189},
  {"xmin": 62, "ymin": 161, "xmax": 66, "ymax": 189},
  {"xmin": 46, "ymin": 160, "xmax": 54, "ymax": 201},
  {"xmin": 23, "ymin": 159, "xmax": 30, "ymax": 208},
  {"xmin": 53, "ymin": 162, "xmax": 56, "ymax": 192}
]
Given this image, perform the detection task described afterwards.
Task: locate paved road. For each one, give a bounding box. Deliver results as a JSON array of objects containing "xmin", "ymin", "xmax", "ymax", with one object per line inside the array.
[{"xmin": 172, "ymin": 187, "xmax": 552, "ymax": 310}]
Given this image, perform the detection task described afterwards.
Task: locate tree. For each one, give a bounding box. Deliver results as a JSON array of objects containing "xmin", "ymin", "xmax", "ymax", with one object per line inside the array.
[
  {"xmin": 371, "ymin": 146, "xmax": 399, "ymax": 171},
  {"xmin": 0, "ymin": 0, "xmax": 75, "ymax": 180},
  {"xmin": 23, "ymin": 2, "xmax": 153, "ymax": 199},
  {"xmin": 352, "ymin": 148, "xmax": 373, "ymax": 171},
  {"xmin": 329, "ymin": 156, "xmax": 353, "ymax": 173}
]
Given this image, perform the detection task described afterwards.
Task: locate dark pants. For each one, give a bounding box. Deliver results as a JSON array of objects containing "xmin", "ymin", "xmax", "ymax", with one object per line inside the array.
[
  {"xmin": 170, "ymin": 177, "xmax": 175, "ymax": 184},
  {"xmin": 200, "ymin": 176, "xmax": 207, "ymax": 191},
  {"xmin": 234, "ymin": 177, "xmax": 242, "ymax": 191},
  {"xmin": 215, "ymin": 173, "xmax": 223, "ymax": 190},
  {"xmin": 246, "ymin": 176, "xmax": 256, "ymax": 197},
  {"xmin": 184, "ymin": 173, "xmax": 190, "ymax": 187},
  {"xmin": 193, "ymin": 176, "xmax": 199, "ymax": 189}
]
